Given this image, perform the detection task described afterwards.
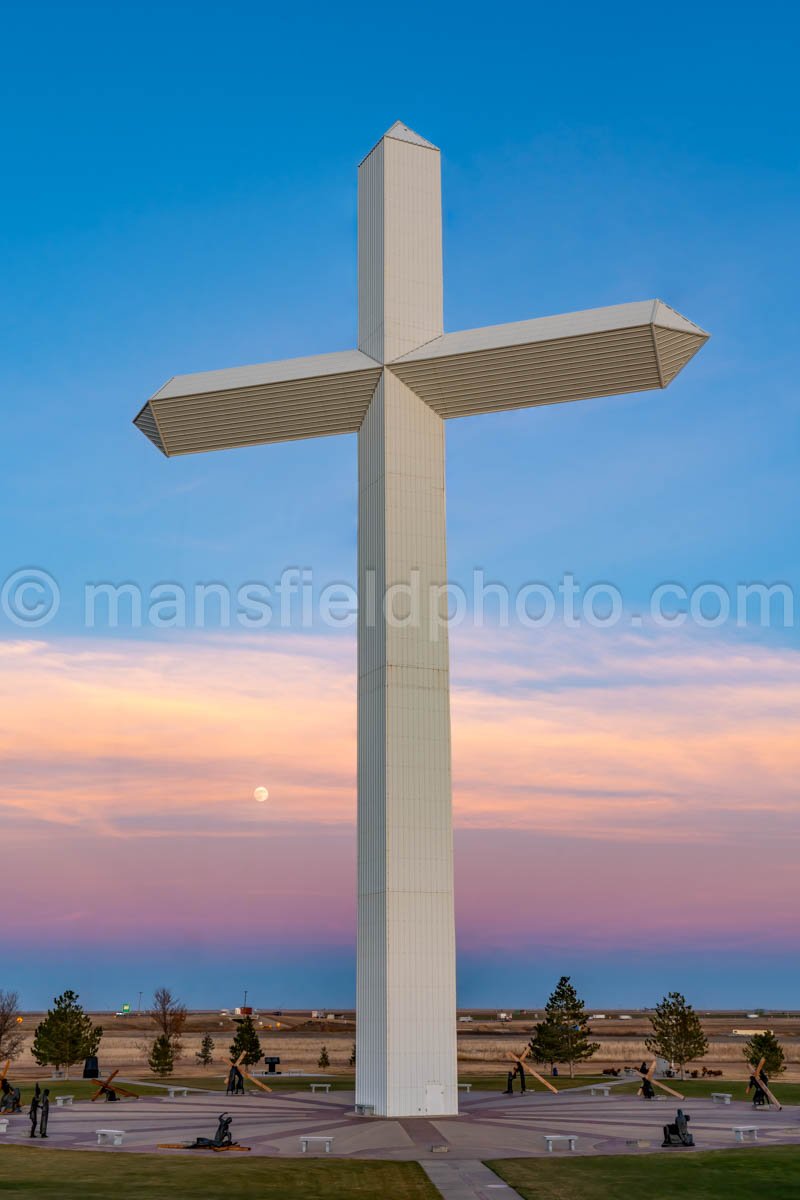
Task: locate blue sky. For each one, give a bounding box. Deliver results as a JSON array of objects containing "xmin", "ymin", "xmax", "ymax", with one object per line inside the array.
[{"xmin": 1, "ymin": 0, "xmax": 798, "ymax": 1009}]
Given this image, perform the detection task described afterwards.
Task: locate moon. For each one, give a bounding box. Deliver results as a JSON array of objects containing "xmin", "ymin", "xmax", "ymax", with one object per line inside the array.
[{"xmin": 253, "ymin": 786, "xmax": 269, "ymax": 803}]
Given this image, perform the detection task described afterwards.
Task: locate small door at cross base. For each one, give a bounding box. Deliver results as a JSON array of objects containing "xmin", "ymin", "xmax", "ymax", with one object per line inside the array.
[{"xmin": 425, "ymin": 1082, "xmax": 446, "ymax": 1114}]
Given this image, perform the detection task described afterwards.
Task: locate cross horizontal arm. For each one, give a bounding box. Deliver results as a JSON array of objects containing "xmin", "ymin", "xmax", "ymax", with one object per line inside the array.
[
  {"xmin": 134, "ymin": 348, "xmax": 382, "ymax": 457},
  {"xmin": 389, "ymin": 300, "xmax": 708, "ymax": 419}
]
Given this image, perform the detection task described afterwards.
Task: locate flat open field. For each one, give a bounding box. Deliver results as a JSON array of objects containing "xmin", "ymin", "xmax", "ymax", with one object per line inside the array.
[
  {"xmin": 490, "ymin": 1147, "xmax": 800, "ymax": 1199},
  {"xmin": 0, "ymin": 1147, "xmax": 439, "ymax": 1199},
  {"xmin": 8, "ymin": 1008, "xmax": 800, "ymax": 1081}
]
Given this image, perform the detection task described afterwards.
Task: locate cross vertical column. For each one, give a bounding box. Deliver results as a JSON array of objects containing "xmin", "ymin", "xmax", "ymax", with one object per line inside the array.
[{"xmin": 355, "ymin": 126, "xmax": 457, "ymax": 1116}]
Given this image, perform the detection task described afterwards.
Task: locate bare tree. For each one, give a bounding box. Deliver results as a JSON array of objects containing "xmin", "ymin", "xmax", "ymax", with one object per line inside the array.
[
  {"xmin": 0, "ymin": 990, "xmax": 25, "ymax": 1061},
  {"xmin": 149, "ymin": 988, "xmax": 187, "ymax": 1061}
]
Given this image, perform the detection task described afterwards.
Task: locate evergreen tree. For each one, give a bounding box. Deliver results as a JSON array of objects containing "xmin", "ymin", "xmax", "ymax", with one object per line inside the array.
[
  {"xmin": 528, "ymin": 1015, "xmax": 568, "ymax": 1072},
  {"xmin": 148, "ymin": 1033, "xmax": 175, "ymax": 1076},
  {"xmin": 744, "ymin": 1030, "xmax": 785, "ymax": 1077},
  {"xmin": 528, "ymin": 976, "xmax": 599, "ymax": 1078},
  {"xmin": 196, "ymin": 1033, "xmax": 215, "ymax": 1067},
  {"xmin": 348, "ymin": 1042, "xmax": 356, "ymax": 1068},
  {"xmin": 318, "ymin": 1044, "xmax": 330, "ymax": 1070},
  {"xmin": 229, "ymin": 1016, "xmax": 262, "ymax": 1068},
  {"xmin": 31, "ymin": 990, "xmax": 102, "ymax": 1079},
  {"xmin": 646, "ymin": 992, "xmax": 708, "ymax": 1079}
]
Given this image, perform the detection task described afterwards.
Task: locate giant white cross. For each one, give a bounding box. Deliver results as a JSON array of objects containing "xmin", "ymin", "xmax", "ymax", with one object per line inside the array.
[{"xmin": 134, "ymin": 122, "xmax": 708, "ymax": 1117}]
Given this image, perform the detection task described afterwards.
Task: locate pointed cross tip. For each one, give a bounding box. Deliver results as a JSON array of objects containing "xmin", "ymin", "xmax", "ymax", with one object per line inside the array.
[
  {"xmin": 360, "ymin": 122, "xmax": 439, "ymax": 163},
  {"xmin": 383, "ymin": 121, "xmax": 439, "ymax": 150}
]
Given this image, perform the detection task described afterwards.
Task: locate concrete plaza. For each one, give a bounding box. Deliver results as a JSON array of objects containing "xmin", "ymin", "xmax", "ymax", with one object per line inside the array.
[{"xmin": 3, "ymin": 1083, "xmax": 798, "ymax": 1162}]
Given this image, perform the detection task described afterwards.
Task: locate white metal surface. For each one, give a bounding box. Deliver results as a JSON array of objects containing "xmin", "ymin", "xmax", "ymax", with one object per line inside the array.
[{"xmin": 132, "ymin": 120, "xmax": 709, "ymax": 1120}]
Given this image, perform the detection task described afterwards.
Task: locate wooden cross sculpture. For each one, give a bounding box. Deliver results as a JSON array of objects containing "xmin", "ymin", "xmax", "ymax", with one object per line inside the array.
[
  {"xmin": 746, "ymin": 1057, "xmax": 782, "ymax": 1110},
  {"xmin": 636, "ymin": 1059, "xmax": 684, "ymax": 1100},
  {"xmin": 225, "ymin": 1051, "xmax": 272, "ymax": 1095},
  {"xmin": 508, "ymin": 1047, "xmax": 559, "ymax": 1095},
  {"xmin": 0, "ymin": 1060, "xmax": 9, "ymax": 1084},
  {"xmin": 90, "ymin": 1068, "xmax": 139, "ymax": 1102}
]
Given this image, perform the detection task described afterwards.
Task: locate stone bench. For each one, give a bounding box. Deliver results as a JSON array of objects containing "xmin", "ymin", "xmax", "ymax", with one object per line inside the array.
[
  {"xmin": 55, "ymin": 1095, "xmax": 74, "ymax": 1107},
  {"xmin": 300, "ymin": 1134, "xmax": 334, "ymax": 1153},
  {"xmin": 309, "ymin": 1082, "xmax": 331, "ymax": 1093},
  {"xmin": 733, "ymin": 1126, "xmax": 758, "ymax": 1143},
  {"xmin": 590, "ymin": 1085, "xmax": 611, "ymax": 1096},
  {"xmin": 712, "ymin": 1092, "xmax": 732, "ymax": 1105},
  {"xmin": 167, "ymin": 1087, "xmax": 189, "ymax": 1099},
  {"xmin": 544, "ymin": 1134, "xmax": 578, "ymax": 1152},
  {"xmin": 457, "ymin": 1083, "xmax": 472, "ymax": 1092},
  {"xmin": 96, "ymin": 1129, "xmax": 125, "ymax": 1146}
]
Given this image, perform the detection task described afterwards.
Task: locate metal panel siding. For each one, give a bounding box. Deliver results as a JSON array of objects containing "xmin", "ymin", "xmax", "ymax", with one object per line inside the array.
[
  {"xmin": 392, "ymin": 300, "xmax": 707, "ymax": 363},
  {"xmin": 145, "ymin": 367, "xmax": 381, "ymax": 456},
  {"xmin": 358, "ymin": 142, "xmax": 385, "ymax": 362},
  {"xmin": 391, "ymin": 322, "xmax": 708, "ymax": 420},
  {"xmin": 654, "ymin": 327, "xmax": 707, "ymax": 385},
  {"xmin": 133, "ymin": 403, "xmax": 166, "ymax": 455},
  {"xmin": 356, "ymin": 371, "xmax": 457, "ymax": 1117},
  {"xmin": 357, "ymin": 134, "xmax": 443, "ymax": 363}
]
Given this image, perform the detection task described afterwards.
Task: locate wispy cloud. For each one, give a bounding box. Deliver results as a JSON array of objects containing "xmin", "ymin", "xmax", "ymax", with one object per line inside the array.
[{"xmin": 1, "ymin": 625, "xmax": 797, "ymax": 948}]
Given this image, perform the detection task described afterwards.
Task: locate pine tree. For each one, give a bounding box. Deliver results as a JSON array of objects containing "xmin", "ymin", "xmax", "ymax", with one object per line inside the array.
[
  {"xmin": 148, "ymin": 1033, "xmax": 175, "ymax": 1076},
  {"xmin": 528, "ymin": 1015, "xmax": 568, "ymax": 1072},
  {"xmin": 529, "ymin": 976, "xmax": 599, "ymax": 1078},
  {"xmin": 318, "ymin": 1044, "xmax": 330, "ymax": 1070},
  {"xmin": 31, "ymin": 990, "xmax": 103, "ymax": 1079},
  {"xmin": 196, "ymin": 1033, "xmax": 215, "ymax": 1067},
  {"xmin": 348, "ymin": 1043, "xmax": 356, "ymax": 1068},
  {"xmin": 744, "ymin": 1030, "xmax": 785, "ymax": 1077},
  {"xmin": 646, "ymin": 992, "xmax": 708, "ymax": 1079},
  {"xmin": 229, "ymin": 1016, "xmax": 262, "ymax": 1068}
]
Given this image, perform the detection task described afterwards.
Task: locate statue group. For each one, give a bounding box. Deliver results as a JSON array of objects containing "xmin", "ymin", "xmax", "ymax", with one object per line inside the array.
[
  {"xmin": 226, "ymin": 1063, "xmax": 245, "ymax": 1095},
  {"xmin": 28, "ymin": 1084, "xmax": 50, "ymax": 1138},
  {"xmin": 503, "ymin": 1063, "xmax": 527, "ymax": 1095}
]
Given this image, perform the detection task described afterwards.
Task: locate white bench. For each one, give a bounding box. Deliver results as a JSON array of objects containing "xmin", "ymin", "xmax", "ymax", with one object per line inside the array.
[
  {"xmin": 96, "ymin": 1128, "xmax": 125, "ymax": 1146},
  {"xmin": 733, "ymin": 1126, "xmax": 758, "ymax": 1143},
  {"xmin": 55, "ymin": 1095, "xmax": 74, "ymax": 1107},
  {"xmin": 590, "ymin": 1085, "xmax": 611, "ymax": 1096},
  {"xmin": 544, "ymin": 1134, "xmax": 578, "ymax": 1152},
  {"xmin": 167, "ymin": 1087, "xmax": 189, "ymax": 1098},
  {"xmin": 711, "ymin": 1092, "xmax": 732, "ymax": 1105},
  {"xmin": 458, "ymin": 1083, "xmax": 472, "ymax": 1092},
  {"xmin": 309, "ymin": 1082, "xmax": 331, "ymax": 1093},
  {"xmin": 0, "ymin": 1118, "xmax": 8, "ymax": 1134},
  {"xmin": 300, "ymin": 1135, "xmax": 334, "ymax": 1153}
]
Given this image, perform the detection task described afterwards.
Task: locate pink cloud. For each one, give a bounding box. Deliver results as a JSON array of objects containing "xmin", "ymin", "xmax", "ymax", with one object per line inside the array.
[{"xmin": 1, "ymin": 626, "xmax": 798, "ymax": 947}]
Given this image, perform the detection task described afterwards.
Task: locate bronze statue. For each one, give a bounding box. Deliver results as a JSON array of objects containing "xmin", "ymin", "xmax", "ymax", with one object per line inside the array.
[
  {"xmin": 188, "ymin": 1112, "xmax": 236, "ymax": 1150},
  {"xmin": 29, "ymin": 1084, "xmax": 40, "ymax": 1138},
  {"xmin": 39, "ymin": 1089, "xmax": 50, "ymax": 1138},
  {"xmin": 0, "ymin": 1078, "xmax": 21, "ymax": 1113},
  {"xmin": 749, "ymin": 1068, "xmax": 769, "ymax": 1107},
  {"xmin": 226, "ymin": 1064, "xmax": 244, "ymax": 1095},
  {"xmin": 516, "ymin": 1061, "xmax": 526, "ymax": 1094},
  {"xmin": 662, "ymin": 1108, "xmax": 694, "ymax": 1147},
  {"xmin": 503, "ymin": 1070, "xmax": 514, "ymax": 1094}
]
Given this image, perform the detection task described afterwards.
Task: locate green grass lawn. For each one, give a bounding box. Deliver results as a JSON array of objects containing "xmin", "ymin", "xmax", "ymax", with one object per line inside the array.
[
  {"xmin": 489, "ymin": 1146, "xmax": 800, "ymax": 1199},
  {"xmin": 0, "ymin": 1147, "xmax": 439, "ymax": 1199},
  {"xmin": 614, "ymin": 1077, "xmax": 800, "ymax": 1105}
]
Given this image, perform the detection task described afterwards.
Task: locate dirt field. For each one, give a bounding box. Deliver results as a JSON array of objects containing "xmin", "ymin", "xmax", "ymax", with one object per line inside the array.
[{"xmin": 7, "ymin": 1009, "xmax": 800, "ymax": 1080}]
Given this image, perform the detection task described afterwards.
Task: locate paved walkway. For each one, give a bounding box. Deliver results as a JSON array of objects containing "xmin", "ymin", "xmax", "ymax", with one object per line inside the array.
[
  {"xmin": 423, "ymin": 1159, "xmax": 521, "ymax": 1199},
  {"xmin": 1, "ymin": 1086, "xmax": 797, "ymax": 1176}
]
